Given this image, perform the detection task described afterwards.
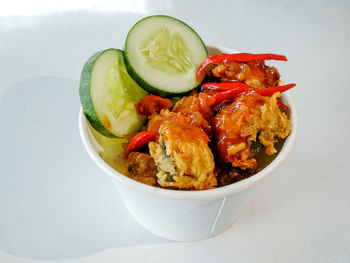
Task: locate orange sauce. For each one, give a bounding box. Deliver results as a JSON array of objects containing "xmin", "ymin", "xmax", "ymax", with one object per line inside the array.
[
  {"xmin": 214, "ymin": 93, "xmax": 265, "ymax": 165},
  {"xmin": 172, "ymin": 92, "xmax": 213, "ymax": 134},
  {"xmin": 212, "ymin": 61, "xmax": 280, "ymax": 89},
  {"xmin": 161, "ymin": 121, "xmax": 209, "ymax": 144}
]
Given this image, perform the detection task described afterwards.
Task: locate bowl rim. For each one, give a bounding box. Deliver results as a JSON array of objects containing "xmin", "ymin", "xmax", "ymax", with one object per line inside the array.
[{"xmin": 78, "ymin": 45, "xmax": 297, "ymax": 200}]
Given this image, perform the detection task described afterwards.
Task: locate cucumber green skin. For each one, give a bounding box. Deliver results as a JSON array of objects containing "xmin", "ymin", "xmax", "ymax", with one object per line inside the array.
[
  {"xmin": 124, "ymin": 15, "xmax": 208, "ymax": 98},
  {"xmin": 79, "ymin": 49, "xmax": 120, "ymax": 138}
]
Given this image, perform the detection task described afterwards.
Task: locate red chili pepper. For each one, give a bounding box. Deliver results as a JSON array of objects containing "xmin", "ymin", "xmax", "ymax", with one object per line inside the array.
[
  {"xmin": 255, "ymin": 83, "xmax": 296, "ymax": 96},
  {"xmin": 196, "ymin": 53, "xmax": 287, "ymax": 80},
  {"xmin": 276, "ymin": 101, "xmax": 289, "ymax": 109},
  {"xmin": 125, "ymin": 131, "xmax": 159, "ymax": 158},
  {"xmin": 136, "ymin": 95, "xmax": 172, "ymax": 116},
  {"xmin": 206, "ymin": 84, "xmax": 250, "ymax": 106},
  {"xmin": 206, "ymin": 83, "xmax": 295, "ymax": 107},
  {"xmin": 202, "ymin": 82, "xmax": 252, "ymax": 91}
]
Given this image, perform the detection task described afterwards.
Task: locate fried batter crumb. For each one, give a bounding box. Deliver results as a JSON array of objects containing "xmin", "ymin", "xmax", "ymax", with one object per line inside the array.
[{"xmin": 127, "ymin": 152, "xmax": 157, "ymax": 186}]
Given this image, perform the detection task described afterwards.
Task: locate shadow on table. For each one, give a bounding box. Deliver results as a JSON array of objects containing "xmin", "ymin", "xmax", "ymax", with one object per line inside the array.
[{"xmin": 0, "ymin": 77, "xmax": 170, "ymax": 260}]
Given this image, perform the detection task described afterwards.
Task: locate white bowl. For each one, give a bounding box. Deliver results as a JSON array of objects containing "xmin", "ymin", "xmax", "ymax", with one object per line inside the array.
[{"xmin": 78, "ymin": 45, "xmax": 297, "ymax": 242}]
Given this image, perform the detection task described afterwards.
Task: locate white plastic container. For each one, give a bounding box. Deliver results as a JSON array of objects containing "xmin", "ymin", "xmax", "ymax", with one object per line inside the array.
[{"xmin": 79, "ymin": 45, "xmax": 297, "ymax": 241}]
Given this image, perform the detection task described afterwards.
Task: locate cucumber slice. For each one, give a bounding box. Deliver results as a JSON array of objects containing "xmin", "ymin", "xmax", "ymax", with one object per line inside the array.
[
  {"xmin": 124, "ymin": 15, "xmax": 208, "ymax": 97},
  {"xmin": 79, "ymin": 48, "xmax": 148, "ymax": 138}
]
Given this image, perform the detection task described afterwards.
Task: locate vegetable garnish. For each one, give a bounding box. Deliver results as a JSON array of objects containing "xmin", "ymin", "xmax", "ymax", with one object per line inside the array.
[
  {"xmin": 255, "ymin": 83, "xmax": 296, "ymax": 96},
  {"xmin": 206, "ymin": 84, "xmax": 250, "ymax": 106},
  {"xmin": 196, "ymin": 53, "xmax": 287, "ymax": 80},
  {"xmin": 235, "ymin": 83, "xmax": 296, "ymax": 98},
  {"xmin": 125, "ymin": 131, "xmax": 159, "ymax": 158},
  {"xmin": 206, "ymin": 83, "xmax": 295, "ymax": 106},
  {"xmin": 136, "ymin": 95, "xmax": 172, "ymax": 116},
  {"xmin": 124, "ymin": 15, "xmax": 208, "ymax": 97},
  {"xmin": 276, "ymin": 101, "xmax": 289, "ymax": 109},
  {"xmin": 79, "ymin": 49, "xmax": 148, "ymax": 138},
  {"xmin": 202, "ymin": 82, "xmax": 252, "ymax": 91}
]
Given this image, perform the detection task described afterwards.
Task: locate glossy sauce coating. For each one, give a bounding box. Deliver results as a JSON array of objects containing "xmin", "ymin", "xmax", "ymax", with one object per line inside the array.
[
  {"xmin": 212, "ymin": 61, "xmax": 280, "ymax": 89},
  {"xmin": 172, "ymin": 92, "xmax": 213, "ymax": 135},
  {"xmin": 161, "ymin": 121, "xmax": 209, "ymax": 144},
  {"xmin": 136, "ymin": 95, "xmax": 172, "ymax": 116},
  {"xmin": 147, "ymin": 110, "xmax": 191, "ymax": 133},
  {"xmin": 214, "ymin": 93, "xmax": 266, "ymax": 169}
]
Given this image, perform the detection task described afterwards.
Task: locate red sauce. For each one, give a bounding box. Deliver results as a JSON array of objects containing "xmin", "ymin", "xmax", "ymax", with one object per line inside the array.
[{"xmin": 213, "ymin": 93, "xmax": 265, "ymax": 168}]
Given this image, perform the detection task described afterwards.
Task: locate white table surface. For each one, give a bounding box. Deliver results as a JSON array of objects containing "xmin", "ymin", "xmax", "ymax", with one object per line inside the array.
[{"xmin": 1, "ymin": 0, "xmax": 349, "ymax": 262}]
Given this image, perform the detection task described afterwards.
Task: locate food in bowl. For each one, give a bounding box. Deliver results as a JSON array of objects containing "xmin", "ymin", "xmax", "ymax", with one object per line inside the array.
[{"xmin": 79, "ymin": 15, "xmax": 295, "ymax": 191}]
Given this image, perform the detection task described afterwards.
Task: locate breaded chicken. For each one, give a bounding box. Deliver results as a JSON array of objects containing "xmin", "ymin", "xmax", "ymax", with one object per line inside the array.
[
  {"xmin": 172, "ymin": 92, "xmax": 213, "ymax": 135},
  {"xmin": 149, "ymin": 120, "xmax": 216, "ymax": 190},
  {"xmin": 127, "ymin": 152, "xmax": 158, "ymax": 186},
  {"xmin": 212, "ymin": 60, "xmax": 281, "ymax": 90},
  {"xmin": 213, "ymin": 92, "xmax": 290, "ymax": 169},
  {"xmin": 147, "ymin": 109, "xmax": 190, "ymax": 133}
]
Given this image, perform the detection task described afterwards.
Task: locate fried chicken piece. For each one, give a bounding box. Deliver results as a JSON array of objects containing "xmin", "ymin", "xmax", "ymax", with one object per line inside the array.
[
  {"xmin": 212, "ymin": 60, "xmax": 281, "ymax": 89},
  {"xmin": 149, "ymin": 120, "xmax": 216, "ymax": 190},
  {"xmin": 136, "ymin": 95, "xmax": 172, "ymax": 116},
  {"xmin": 147, "ymin": 91, "xmax": 213, "ymax": 135},
  {"xmin": 147, "ymin": 109, "xmax": 191, "ymax": 133},
  {"xmin": 213, "ymin": 92, "xmax": 290, "ymax": 169},
  {"xmin": 127, "ymin": 152, "xmax": 158, "ymax": 186},
  {"xmin": 172, "ymin": 92, "xmax": 213, "ymax": 135},
  {"xmin": 145, "ymin": 92, "xmax": 217, "ymax": 190},
  {"xmin": 216, "ymin": 166, "xmax": 256, "ymax": 187}
]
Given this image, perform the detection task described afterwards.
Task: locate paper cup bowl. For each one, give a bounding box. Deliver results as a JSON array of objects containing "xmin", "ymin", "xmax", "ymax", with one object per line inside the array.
[{"xmin": 78, "ymin": 45, "xmax": 297, "ymax": 242}]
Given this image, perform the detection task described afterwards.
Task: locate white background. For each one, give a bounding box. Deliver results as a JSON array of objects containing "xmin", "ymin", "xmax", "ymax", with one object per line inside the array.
[{"xmin": 1, "ymin": 0, "xmax": 349, "ymax": 262}]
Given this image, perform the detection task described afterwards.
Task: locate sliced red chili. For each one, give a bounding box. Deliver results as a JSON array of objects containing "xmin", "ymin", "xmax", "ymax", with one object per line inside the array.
[
  {"xmin": 276, "ymin": 101, "xmax": 289, "ymax": 109},
  {"xmin": 206, "ymin": 83, "xmax": 295, "ymax": 107},
  {"xmin": 196, "ymin": 53, "xmax": 287, "ymax": 80},
  {"xmin": 125, "ymin": 131, "xmax": 159, "ymax": 158},
  {"xmin": 255, "ymin": 83, "xmax": 296, "ymax": 96},
  {"xmin": 136, "ymin": 95, "xmax": 172, "ymax": 116},
  {"xmin": 202, "ymin": 82, "xmax": 252, "ymax": 91},
  {"xmin": 206, "ymin": 85, "xmax": 250, "ymax": 106}
]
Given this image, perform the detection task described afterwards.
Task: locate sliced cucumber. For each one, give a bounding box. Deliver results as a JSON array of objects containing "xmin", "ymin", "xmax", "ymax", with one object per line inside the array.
[
  {"xmin": 124, "ymin": 15, "xmax": 208, "ymax": 97},
  {"xmin": 79, "ymin": 49, "xmax": 148, "ymax": 138}
]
